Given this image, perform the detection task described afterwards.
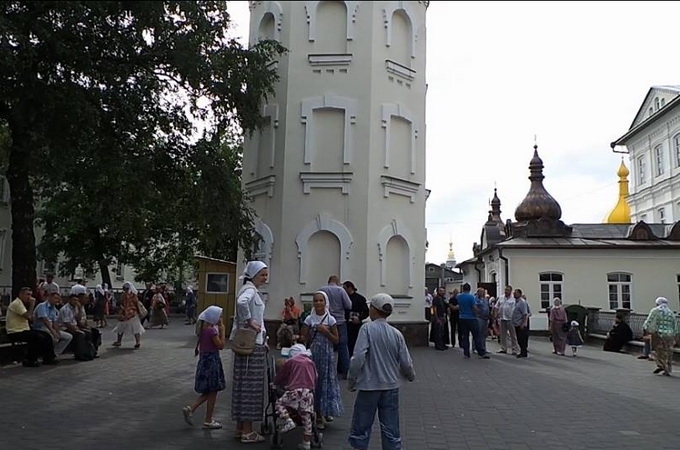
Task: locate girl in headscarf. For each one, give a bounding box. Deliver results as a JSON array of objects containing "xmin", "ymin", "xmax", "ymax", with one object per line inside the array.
[
  {"xmin": 229, "ymin": 260, "xmax": 269, "ymax": 443},
  {"xmin": 301, "ymin": 290, "xmax": 343, "ymax": 430},
  {"xmin": 548, "ymin": 297, "xmax": 568, "ymax": 356},
  {"xmin": 112, "ymin": 281, "xmax": 144, "ymax": 349},
  {"xmin": 182, "ymin": 305, "xmax": 226, "ymax": 430},
  {"xmin": 643, "ymin": 297, "xmax": 677, "ymax": 376}
]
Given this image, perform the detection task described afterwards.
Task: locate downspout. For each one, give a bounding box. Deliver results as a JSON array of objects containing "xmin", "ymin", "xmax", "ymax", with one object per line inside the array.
[
  {"xmin": 474, "ymin": 257, "xmax": 483, "ymax": 284},
  {"xmin": 498, "ymin": 247, "xmax": 509, "ymax": 287}
]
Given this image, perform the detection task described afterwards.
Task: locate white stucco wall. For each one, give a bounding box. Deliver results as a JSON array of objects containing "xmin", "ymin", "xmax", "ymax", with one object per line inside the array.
[
  {"xmin": 243, "ymin": 1, "xmax": 428, "ymax": 322},
  {"xmin": 625, "ymin": 100, "xmax": 680, "ymax": 223}
]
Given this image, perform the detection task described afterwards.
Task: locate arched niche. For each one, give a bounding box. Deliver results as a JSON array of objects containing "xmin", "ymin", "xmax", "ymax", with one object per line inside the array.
[
  {"xmin": 252, "ymin": 1, "xmax": 283, "ymax": 42},
  {"xmin": 252, "ymin": 218, "xmax": 274, "ymax": 272},
  {"xmin": 383, "ymin": 2, "xmax": 417, "ymax": 59},
  {"xmin": 305, "ymin": 1, "xmax": 360, "ymax": 41},
  {"xmin": 377, "ymin": 219, "xmax": 415, "ymax": 288},
  {"xmin": 296, "ymin": 212, "xmax": 353, "ymax": 284}
]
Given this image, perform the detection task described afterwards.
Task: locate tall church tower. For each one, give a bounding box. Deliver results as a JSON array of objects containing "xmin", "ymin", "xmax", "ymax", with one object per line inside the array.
[{"xmin": 242, "ymin": 1, "xmax": 428, "ymax": 332}]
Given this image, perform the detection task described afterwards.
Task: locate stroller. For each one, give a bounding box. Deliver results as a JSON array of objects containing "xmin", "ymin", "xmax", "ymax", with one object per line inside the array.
[{"xmin": 262, "ymin": 355, "xmax": 324, "ymax": 449}]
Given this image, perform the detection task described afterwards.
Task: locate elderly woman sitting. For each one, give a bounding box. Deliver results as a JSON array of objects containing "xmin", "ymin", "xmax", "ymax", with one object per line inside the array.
[{"xmin": 603, "ymin": 313, "xmax": 633, "ymax": 353}]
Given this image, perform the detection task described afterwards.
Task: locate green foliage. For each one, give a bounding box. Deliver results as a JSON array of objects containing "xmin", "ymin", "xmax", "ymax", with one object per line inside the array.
[{"xmin": 1, "ymin": 1, "xmax": 285, "ymax": 285}]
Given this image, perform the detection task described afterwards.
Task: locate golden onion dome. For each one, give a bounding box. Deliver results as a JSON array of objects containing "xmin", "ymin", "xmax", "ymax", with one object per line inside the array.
[{"xmin": 605, "ymin": 160, "xmax": 631, "ymax": 224}]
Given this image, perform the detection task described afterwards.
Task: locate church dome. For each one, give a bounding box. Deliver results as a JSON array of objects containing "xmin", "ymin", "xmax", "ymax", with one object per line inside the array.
[
  {"xmin": 514, "ymin": 145, "xmax": 562, "ymax": 222},
  {"xmin": 605, "ymin": 160, "xmax": 631, "ymax": 224}
]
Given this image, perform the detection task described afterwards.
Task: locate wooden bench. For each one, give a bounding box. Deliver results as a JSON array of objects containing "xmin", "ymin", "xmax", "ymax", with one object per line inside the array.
[{"xmin": 0, "ymin": 318, "xmax": 28, "ymax": 363}]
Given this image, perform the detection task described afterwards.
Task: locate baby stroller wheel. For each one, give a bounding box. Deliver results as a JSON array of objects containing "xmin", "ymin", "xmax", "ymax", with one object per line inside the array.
[{"xmin": 311, "ymin": 432, "xmax": 323, "ymax": 448}]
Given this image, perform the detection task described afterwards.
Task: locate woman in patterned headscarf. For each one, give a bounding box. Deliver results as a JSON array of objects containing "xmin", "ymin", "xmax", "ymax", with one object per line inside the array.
[
  {"xmin": 112, "ymin": 281, "xmax": 144, "ymax": 349},
  {"xmin": 643, "ymin": 297, "xmax": 677, "ymax": 376}
]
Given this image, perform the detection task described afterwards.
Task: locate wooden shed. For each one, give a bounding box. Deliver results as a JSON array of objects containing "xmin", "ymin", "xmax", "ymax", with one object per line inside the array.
[{"xmin": 194, "ymin": 256, "xmax": 237, "ymax": 321}]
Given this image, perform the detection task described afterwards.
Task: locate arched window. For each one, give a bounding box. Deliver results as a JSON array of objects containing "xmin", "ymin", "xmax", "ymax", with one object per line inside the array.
[
  {"xmin": 539, "ymin": 272, "xmax": 563, "ymax": 309},
  {"xmin": 606, "ymin": 272, "xmax": 632, "ymax": 310},
  {"xmin": 654, "ymin": 97, "xmax": 660, "ymax": 110},
  {"xmin": 661, "ymin": 98, "xmax": 666, "ymax": 108}
]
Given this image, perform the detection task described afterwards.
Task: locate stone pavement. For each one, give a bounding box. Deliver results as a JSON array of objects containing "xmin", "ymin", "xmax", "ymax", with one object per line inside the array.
[{"xmin": 2, "ymin": 324, "xmax": 680, "ymax": 450}]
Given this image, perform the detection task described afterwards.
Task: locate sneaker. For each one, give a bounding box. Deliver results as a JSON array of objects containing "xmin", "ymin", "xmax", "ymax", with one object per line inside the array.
[
  {"xmin": 202, "ymin": 420, "xmax": 223, "ymax": 429},
  {"xmin": 480, "ymin": 354, "xmax": 490, "ymax": 359},
  {"xmin": 279, "ymin": 418, "xmax": 296, "ymax": 434},
  {"xmin": 496, "ymin": 350, "xmax": 507, "ymax": 354},
  {"xmin": 182, "ymin": 406, "xmax": 193, "ymax": 426},
  {"xmin": 298, "ymin": 443, "xmax": 311, "ymax": 450}
]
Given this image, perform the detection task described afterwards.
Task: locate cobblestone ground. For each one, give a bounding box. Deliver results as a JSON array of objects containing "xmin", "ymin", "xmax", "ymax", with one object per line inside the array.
[{"xmin": 2, "ymin": 322, "xmax": 679, "ymax": 450}]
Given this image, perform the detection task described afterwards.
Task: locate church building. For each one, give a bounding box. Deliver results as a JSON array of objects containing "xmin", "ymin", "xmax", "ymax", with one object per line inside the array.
[{"xmin": 457, "ymin": 146, "xmax": 680, "ymax": 331}]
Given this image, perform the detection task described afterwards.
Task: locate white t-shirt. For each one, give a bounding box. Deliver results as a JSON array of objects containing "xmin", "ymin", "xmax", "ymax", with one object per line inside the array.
[{"xmin": 304, "ymin": 311, "xmax": 336, "ymax": 328}]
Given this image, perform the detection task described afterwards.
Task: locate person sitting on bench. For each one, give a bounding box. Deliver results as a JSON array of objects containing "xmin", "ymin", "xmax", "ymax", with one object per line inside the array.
[
  {"xmin": 6, "ymin": 287, "xmax": 58, "ymax": 367},
  {"xmin": 603, "ymin": 313, "xmax": 633, "ymax": 353}
]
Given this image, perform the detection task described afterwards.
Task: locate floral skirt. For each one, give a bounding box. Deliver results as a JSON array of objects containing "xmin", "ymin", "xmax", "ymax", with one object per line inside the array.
[
  {"xmin": 309, "ymin": 337, "xmax": 343, "ymax": 417},
  {"xmin": 195, "ymin": 351, "xmax": 226, "ymax": 394}
]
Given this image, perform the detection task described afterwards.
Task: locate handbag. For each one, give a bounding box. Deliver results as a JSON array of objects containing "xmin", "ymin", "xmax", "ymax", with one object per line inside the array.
[
  {"xmin": 137, "ymin": 301, "xmax": 148, "ymax": 319},
  {"xmin": 231, "ymin": 327, "xmax": 257, "ymax": 355}
]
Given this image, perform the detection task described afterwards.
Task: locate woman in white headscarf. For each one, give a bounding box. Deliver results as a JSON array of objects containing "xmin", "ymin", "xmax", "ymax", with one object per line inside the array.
[
  {"xmin": 229, "ymin": 261, "xmax": 269, "ymax": 443},
  {"xmin": 301, "ymin": 290, "xmax": 343, "ymax": 430},
  {"xmin": 643, "ymin": 297, "xmax": 677, "ymax": 376},
  {"xmin": 92, "ymin": 284, "xmax": 107, "ymax": 327},
  {"xmin": 112, "ymin": 281, "xmax": 145, "ymax": 349}
]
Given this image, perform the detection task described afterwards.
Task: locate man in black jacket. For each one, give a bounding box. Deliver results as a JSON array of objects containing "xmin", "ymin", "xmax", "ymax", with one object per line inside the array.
[{"xmin": 343, "ymin": 280, "xmax": 369, "ymax": 357}]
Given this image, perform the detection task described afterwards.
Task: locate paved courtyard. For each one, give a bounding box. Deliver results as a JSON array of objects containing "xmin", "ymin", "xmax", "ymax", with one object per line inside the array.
[{"xmin": 2, "ymin": 322, "xmax": 679, "ymax": 450}]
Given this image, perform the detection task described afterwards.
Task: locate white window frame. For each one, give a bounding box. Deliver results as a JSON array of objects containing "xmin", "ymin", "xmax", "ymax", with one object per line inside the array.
[
  {"xmin": 607, "ymin": 272, "xmax": 632, "ymax": 310},
  {"xmin": 674, "ymin": 134, "xmax": 680, "ymax": 168},
  {"xmin": 539, "ymin": 272, "xmax": 563, "ymax": 310},
  {"xmin": 637, "ymin": 156, "xmax": 646, "ymax": 185},
  {"xmin": 654, "ymin": 144, "xmax": 664, "ymax": 176}
]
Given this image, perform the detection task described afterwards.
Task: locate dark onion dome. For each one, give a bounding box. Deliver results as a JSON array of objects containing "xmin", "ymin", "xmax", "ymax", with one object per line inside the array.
[{"xmin": 514, "ymin": 145, "xmax": 562, "ymax": 222}]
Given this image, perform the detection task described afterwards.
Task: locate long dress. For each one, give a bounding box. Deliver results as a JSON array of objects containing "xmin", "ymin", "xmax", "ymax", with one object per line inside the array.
[
  {"xmin": 305, "ymin": 313, "xmax": 343, "ymax": 417},
  {"xmin": 150, "ymin": 293, "xmax": 169, "ymax": 327},
  {"xmin": 549, "ymin": 306, "xmax": 568, "ymax": 355}
]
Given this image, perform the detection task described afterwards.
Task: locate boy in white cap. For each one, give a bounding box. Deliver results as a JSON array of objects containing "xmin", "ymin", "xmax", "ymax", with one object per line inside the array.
[{"xmin": 347, "ymin": 293, "xmax": 415, "ymax": 450}]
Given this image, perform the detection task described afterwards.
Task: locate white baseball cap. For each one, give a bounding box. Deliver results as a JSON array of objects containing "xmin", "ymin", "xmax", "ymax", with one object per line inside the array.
[{"xmin": 370, "ymin": 293, "xmax": 395, "ymax": 314}]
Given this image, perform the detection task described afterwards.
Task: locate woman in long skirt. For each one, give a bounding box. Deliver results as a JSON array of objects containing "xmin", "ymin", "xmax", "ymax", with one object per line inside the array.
[
  {"xmin": 643, "ymin": 297, "xmax": 677, "ymax": 376},
  {"xmin": 112, "ymin": 281, "xmax": 144, "ymax": 349},
  {"xmin": 150, "ymin": 287, "xmax": 169, "ymax": 329},
  {"xmin": 301, "ymin": 291, "xmax": 343, "ymax": 429},
  {"xmin": 229, "ymin": 261, "xmax": 269, "ymax": 444}
]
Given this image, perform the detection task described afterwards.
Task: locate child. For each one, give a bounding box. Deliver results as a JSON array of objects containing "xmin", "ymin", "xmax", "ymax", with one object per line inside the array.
[
  {"xmin": 273, "ymin": 344, "xmax": 318, "ymax": 450},
  {"xmin": 182, "ymin": 305, "xmax": 226, "ymax": 429},
  {"xmin": 348, "ymin": 293, "xmax": 415, "ymax": 450},
  {"xmin": 277, "ymin": 297, "xmax": 301, "ymax": 349},
  {"xmin": 567, "ymin": 320, "xmax": 584, "ymax": 357}
]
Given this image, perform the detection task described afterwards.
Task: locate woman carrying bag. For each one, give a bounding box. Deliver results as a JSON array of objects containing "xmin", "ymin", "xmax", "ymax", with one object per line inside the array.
[{"xmin": 229, "ymin": 261, "xmax": 269, "ymax": 444}]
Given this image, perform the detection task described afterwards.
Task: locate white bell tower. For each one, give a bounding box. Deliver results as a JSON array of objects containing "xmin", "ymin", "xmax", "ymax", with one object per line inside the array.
[{"xmin": 242, "ymin": 1, "xmax": 429, "ymax": 340}]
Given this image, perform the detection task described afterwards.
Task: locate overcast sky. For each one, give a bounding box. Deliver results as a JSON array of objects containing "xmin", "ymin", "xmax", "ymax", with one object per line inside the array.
[{"xmin": 226, "ymin": 1, "xmax": 680, "ymax": 265}]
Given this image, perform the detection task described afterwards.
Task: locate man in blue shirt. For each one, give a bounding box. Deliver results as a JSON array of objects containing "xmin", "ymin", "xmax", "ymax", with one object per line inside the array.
[
  {"xmin": 457, "ymin": 283, "xmax": 490, "ymax": 359},
  {"xmin": 33, "ymin": 292, "xmax": 73, "ymax": 357}
]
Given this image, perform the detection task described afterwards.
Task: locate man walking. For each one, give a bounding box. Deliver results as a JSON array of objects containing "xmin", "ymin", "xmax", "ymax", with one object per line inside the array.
[
  {"xmin": 347, "ymin": 293, "xmax": 415, "ymax": 450},
  {"xmin": 319, "ymin": 275, "xmax": 352, "ymax": 378},
  {"xmin": 495, "ymin": 285, "xmax": 519, "ymax": 355},
  {"xmin": 512, "ymin": 289, "xmax": 530, "ymax": 358}
]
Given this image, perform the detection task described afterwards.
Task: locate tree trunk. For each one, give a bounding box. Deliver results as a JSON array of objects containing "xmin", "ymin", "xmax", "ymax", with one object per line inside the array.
[
  {"xmin": 6, "ymin": 138, "xmax": 37, "ymax": 298},
  {"xmin": 98, "ymin": 259, "xmax": 113, "ymax": 289}
]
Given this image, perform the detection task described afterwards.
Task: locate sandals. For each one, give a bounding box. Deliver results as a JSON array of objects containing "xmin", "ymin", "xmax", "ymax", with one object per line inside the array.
[
  {"xmin": 241, "ymin": 431, "xmax": 265, "ymax": 443},
  {"xmin": 202, "ymin": 420, "xmax": 223, "ymax": 429},
  {"xmin": 182, "ymin": 406, "xmax": 193, "ymax": 426}
]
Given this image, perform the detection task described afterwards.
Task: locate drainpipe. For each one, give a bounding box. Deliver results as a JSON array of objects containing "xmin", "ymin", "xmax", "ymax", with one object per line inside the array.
[
  {"xmin": 474, "ymin": 257, "xmax": 483, "ymax": 284},
  {"xmin": 498, "ymin": 247, "xmax": 509, "ymax": 286}
]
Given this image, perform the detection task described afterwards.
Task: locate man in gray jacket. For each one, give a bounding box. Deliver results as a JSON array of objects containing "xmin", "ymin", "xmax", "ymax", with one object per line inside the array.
[{"xmin": 347, "ymin": 293, "xmax": 415, "ymax": 450}]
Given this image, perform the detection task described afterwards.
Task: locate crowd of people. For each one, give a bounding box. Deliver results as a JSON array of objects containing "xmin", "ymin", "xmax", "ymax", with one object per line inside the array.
[{"xmin": 181, "ymin": 261, "xmax": 415, "ymax": 450}]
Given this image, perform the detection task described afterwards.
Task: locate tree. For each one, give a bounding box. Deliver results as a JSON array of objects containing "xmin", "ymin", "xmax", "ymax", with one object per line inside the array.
[{"xmin": 0, "ymin": 1, "xmax": 284, "ymax": 294}]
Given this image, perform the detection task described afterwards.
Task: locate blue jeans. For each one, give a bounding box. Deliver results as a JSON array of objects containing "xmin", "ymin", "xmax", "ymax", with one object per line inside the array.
[
  {"xmin": 459, "ymin": 318, "xmax": 485, "ymax": 357},
  {"xmin": 476, "ymin": 317, "xmax": 488, "ymax": 354},
  {"xmin": 348, "ymin": 388, "xmax": 401, "ymax": 450},
  {"xmin": 336, "ymin": 322, "xmax": 350, "ymax": 377}
]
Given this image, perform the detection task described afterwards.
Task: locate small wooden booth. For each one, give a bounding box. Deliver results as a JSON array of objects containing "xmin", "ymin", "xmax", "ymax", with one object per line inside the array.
[{"xmin": 194, "ymin": 256, "xmax": 237, "ymax": 322}]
